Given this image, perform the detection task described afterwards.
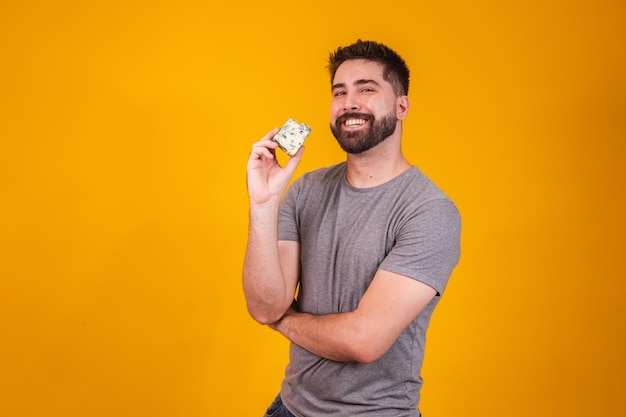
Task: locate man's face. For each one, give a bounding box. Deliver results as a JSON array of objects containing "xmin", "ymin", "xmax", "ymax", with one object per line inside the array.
[{"xmin": 330, "ymin": 59, "xmax": 400, "ymax": 154}]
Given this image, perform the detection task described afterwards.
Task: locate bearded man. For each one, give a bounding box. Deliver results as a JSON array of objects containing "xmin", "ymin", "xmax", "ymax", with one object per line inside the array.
[{"xmin": 244, "ymin": 39, "xmax": 461, "ymax": 417}]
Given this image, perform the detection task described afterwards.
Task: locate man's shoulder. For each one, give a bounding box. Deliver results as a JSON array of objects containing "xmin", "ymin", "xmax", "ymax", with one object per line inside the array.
[
  {"xmin": 395, "ymin": 167, "xmax": 459, "ymax": 217},
  {"xmin": 284, "ymin": 162, "xmax": 345, "ymax": 202},
  {"xmin": 299, "ymin": 162, "xmax": 346, "ymax": 184}
]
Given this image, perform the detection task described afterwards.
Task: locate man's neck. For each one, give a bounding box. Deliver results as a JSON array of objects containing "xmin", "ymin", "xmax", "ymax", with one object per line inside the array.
[{"xmin": 345, "ymin": 138, "xmax": 412, "ymax": 188}]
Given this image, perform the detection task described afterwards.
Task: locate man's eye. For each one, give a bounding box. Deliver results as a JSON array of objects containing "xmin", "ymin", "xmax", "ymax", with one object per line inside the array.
[
  {"xmin": 334, "ymin": 91, "xmax": 346, "ymax": 97},
  {"xmin": 362, "ymin": 88, "xmax": 374, "ymax": 93}
]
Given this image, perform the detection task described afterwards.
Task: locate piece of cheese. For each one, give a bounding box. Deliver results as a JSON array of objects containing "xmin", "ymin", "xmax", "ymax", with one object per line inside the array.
[{"xmin": 272, "ymin": 118, "xmax": 312, "ymax": 156}]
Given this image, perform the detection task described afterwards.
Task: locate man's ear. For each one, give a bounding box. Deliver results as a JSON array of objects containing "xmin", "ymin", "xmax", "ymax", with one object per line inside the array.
[{"xmin": 396, "ymin": 95, "xmax": 409, "ymax": 120}]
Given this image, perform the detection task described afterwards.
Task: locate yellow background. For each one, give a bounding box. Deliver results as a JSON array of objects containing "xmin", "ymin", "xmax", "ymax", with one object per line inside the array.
[{"xmin": 1, "ymin": 0, "xmax": 624, "ymax": 416}]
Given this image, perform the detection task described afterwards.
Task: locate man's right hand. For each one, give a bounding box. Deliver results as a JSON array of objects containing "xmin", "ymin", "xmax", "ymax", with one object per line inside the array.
[{"xmin": 246, "ymin": 128, "xmax": 305, "ymax": 206}]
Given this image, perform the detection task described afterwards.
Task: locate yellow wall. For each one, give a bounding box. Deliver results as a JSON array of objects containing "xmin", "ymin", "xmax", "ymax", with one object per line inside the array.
[{"xmin": 1, "ymin": 1, "xmax": 624, "ymax": 416}]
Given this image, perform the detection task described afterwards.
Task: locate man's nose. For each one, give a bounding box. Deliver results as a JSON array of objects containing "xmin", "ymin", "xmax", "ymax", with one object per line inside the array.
[{"xmin": 343, "ymin": 96, "xmax": 360, "ymax": 112}]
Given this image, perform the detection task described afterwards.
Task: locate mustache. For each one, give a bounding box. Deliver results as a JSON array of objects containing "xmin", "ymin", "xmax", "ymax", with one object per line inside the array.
[{"xmin": 335, "ymin": 112, "xmax": 374, "ymax": 126}]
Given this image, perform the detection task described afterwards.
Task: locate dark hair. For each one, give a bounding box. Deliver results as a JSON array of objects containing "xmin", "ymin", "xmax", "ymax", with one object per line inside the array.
[{"xmin": 327, "ymin": 39, "xmax": 410, "ymax": 96}]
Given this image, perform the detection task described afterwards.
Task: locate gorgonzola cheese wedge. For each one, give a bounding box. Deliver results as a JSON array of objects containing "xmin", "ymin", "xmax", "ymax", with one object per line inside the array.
[{"xmin": 272, "ymin": 118, "xmax": 312, "ymax": 156}]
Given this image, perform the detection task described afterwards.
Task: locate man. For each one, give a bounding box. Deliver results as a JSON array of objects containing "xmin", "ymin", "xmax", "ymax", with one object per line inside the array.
[{"xmin": 244, "ymin": 39, "xmax": 461, "ymax": 417}]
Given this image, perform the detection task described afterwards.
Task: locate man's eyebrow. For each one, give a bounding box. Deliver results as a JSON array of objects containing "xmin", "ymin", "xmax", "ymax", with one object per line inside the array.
[
  {"xmin": 332, "ymin": 79, "xmax": 382, "ymax": 90},
  {"xmin": 355, "ymin": 79, "xmax": 382, "ymax": 87}
]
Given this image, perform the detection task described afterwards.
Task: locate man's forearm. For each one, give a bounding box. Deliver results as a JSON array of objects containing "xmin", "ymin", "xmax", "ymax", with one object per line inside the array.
[
  {"xmin": 271, "ymin": 270, "xmax": 438, "ymax": 364},
  {"xmin": 270, "ymin": 308, "xmax": 383, "ymax": 364}
]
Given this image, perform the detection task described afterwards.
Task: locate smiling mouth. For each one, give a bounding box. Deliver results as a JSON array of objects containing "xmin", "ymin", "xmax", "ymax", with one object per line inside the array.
[{"xmin": 344, "ymin": 118, "xmax": 368, "ymax": 127}]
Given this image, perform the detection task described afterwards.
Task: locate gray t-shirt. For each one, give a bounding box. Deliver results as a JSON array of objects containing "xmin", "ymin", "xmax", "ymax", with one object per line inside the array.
[{"xmin": 277, "ymin": 162, "xmax": 461, "ymax": 417}]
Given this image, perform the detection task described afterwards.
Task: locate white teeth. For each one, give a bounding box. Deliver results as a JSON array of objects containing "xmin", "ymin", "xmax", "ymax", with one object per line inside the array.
[{"xmin": 345, "ymin": 118, "xmax": 366, "ymax": 126}]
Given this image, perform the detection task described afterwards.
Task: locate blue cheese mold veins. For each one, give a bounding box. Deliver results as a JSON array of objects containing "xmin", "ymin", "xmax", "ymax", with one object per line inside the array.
[{"xmin": 272, "ymin": 119, "xmax": 312, "ymax": 156}]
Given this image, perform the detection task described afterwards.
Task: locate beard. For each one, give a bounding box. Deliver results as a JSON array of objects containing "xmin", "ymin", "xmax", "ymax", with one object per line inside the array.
[{"xmin": 330, "ymin": 110, "xmax": 398, "ymax": 154}]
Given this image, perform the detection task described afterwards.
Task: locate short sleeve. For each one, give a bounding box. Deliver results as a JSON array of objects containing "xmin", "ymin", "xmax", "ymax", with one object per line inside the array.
[{"xmin": 379, "ymin": 199, "xmax": 461, "ymax": 295}]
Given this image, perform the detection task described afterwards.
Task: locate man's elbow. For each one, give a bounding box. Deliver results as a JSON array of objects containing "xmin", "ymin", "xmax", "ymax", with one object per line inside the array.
[
  {"xmin": 349, "ymin": 335, "xmax": 390, "ymax": 364},
  {"xmin": 352, "ymin": 347, "xmax": 386, "ymax": 364},
  {"xmin": 246, "ymin": 304, "xmax": 285, "ymax": 325}
]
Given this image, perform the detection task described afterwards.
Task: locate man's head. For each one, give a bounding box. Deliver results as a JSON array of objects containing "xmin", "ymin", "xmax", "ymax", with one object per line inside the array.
[
  {"xmin": 328, "ymin": 40, "xmax": 410, "ymax": 154},
  {"xmin": 327, "ymin": 39, "xmax": 410, "ymax": 97}
]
